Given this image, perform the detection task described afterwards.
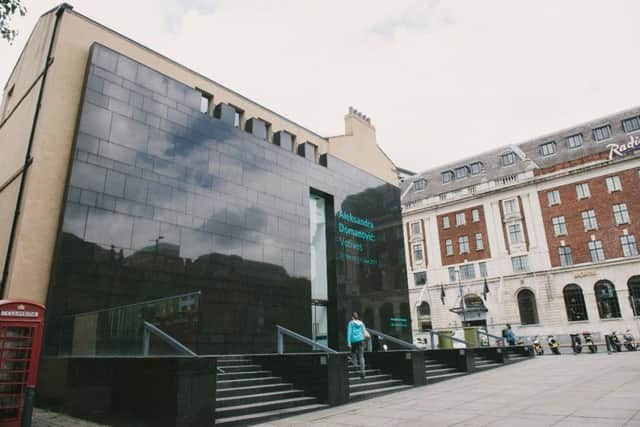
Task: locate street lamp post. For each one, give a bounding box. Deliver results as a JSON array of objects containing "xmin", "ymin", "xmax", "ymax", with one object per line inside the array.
[{"xmin": 456, "ymin": 268, "xmax": 466, "ymax": 326}]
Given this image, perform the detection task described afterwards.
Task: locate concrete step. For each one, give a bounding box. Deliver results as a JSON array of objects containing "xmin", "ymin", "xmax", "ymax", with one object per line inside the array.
[
  {"xmin": 216, "ymin": 396, "xmax": 319, "ymax": 419},
  {"xmin": 426, "ymin": 367, "xmax": 458, "ymax": 375},
  {"xmin": 217, "ymin": 358, "xmax": 254, "ymax": 367},
  {"xmin": 348, "ymin": 369, "xmax": 382, "ymax": 378},
  {"xmin": 349, "ymin": 378, "xmax": 404, "ymax": 393},
  {"xmin": 217, "ymin": 370, "xmax": 271, "ymax": 381},
  {"xmin": 427, "ymin": 371, "xmax": 467, "ymax": 384},
  {"xmin": 349, "ymin": 384, "xmax": 413, "ymax": 402},
  {"xmin": 348, "ymin": 374, "xmax": 391, "ymax": 385},
  {"xmin": 216, "ymin": 382, "xmax": 294, "ymax": 398},
  {"xmin": 217, "ymin": 376, "xmax": 283, "ymax": 389},
  {"xmin": 425, "ymin": 361, "xmax": 448, "ymax": 369},
  {"xmin": 215, "ymin": 403, "xmax": 328, "ymax": 426},
  {"xmin": 216, "ymin": 389, "xmax": 305, "ymax": 408},
  {"xmin": 218, "ymin": 364, "xmax": 263, "ymax": 373}
]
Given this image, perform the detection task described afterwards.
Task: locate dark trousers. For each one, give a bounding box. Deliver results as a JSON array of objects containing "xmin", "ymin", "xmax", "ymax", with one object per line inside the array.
[{"xmin": 351, "ymin": 341, "xmax": 365, "ymax": 375}]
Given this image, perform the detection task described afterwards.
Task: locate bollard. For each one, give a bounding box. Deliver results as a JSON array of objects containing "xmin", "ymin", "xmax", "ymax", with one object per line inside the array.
[
  {"xmin": 21, "ymin": 385, "xmax": 35, "ymax": 427},
  {"xmin": 604, "ymin": 334, "xmax": 612, "ymax": 353}
]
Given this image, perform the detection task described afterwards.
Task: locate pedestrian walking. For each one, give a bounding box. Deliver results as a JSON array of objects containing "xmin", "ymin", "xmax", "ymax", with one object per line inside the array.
[{"xmin": 347, "ymin": 312, "xmax": 368, "ymax": 378}]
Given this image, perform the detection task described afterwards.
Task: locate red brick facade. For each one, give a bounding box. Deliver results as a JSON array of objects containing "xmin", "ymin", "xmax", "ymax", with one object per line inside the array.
[
  {"xmin": 539, "ymin": 167, "xmax": 640, "ymax": 267},
  {"xmin": 437, "ymin": 205, "xmax": 491, "ymax": 266}
]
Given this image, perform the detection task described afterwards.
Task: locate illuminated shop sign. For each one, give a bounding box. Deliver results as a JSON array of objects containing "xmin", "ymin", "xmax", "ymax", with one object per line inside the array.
[
  {"xmin": 336, "ymin": 211, "xmax": 378, "ymax": 265},
  {"xmin": 608, "ymin": 134, "xmax": 640, "ymax": 160}
]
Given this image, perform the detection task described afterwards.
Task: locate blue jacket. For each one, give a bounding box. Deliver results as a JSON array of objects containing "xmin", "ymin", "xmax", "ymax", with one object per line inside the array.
[{"xmin": 347, "ymin": 320, "xmax": 366, "ymax": 345}]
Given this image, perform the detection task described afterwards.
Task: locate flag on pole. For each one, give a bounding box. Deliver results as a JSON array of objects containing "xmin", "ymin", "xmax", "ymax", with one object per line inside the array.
[
  {"xmin": 440, "ymin": 283, "xmax": 446, "ymax": 305},
  {"xmin": 482, "ymin": 278, "xmax": 489, "ymax": 301}
]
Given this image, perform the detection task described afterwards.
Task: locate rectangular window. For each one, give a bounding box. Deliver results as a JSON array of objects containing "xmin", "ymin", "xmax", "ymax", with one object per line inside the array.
[
  {"xmin": 559, "ymin": 246, "xmax": 573, "ymax": 266},
  {"xmin": 445, "ymin": 239, "xmax": 454, "ymax": 256},
  {"xmin": 540, "ymin": 141, "xmax": 557, "ymax": 156},
  {"xmin": 565, "ymin": 133, "xmax": 583, "ymax": 149},
  {"xmin": 552, "ymin": 216, "xmax": 567, "ymax": 236},
  {"xmin": 460, "ymin": 264, "xmax": 476, "ymax": 280},
  {"xmin": 413, "ymin": 179, "xmax": 426, "ymax": 192},
  {"xmin": 458, "ymin": 236, "xmax": 470, "ymax": 254},
  {"xmin": 512, "ymin": 255, "xmax": 529, "ymax": 273},
  {"xmin": 592, "ymin": 124, "xmax": 612, "ymax": 141},
  {"xmin": 621, "ymin": 235, "xmax": 639, "ymax": 257},
  {"xmin": 479, "ymin": 261, "xmax": 488, "ymax": 277},
  {"xmin": 547, "ymin": 190, "xmax": 561, "ymax": 206},
  {"xmin": 475, "ymin": 233, "xmax": 484, "ymax": 250},
  {"xmin": 575, "ymin": 183, "xmax": 590, "ymax": 199},
  {"xmin": 442, "ymin": 216, "xmax": 450, "ymax": 229},
  {"xmin": 412, "ymin": 244, "xmax": 424, "ymax": 263},
  {"xmin": 503, "ymin": 198, "xmax": 518, "ymax": 215},
  {"xmin": 588, "ymin": 240, "xmax": 605, "ymax": 262},
  {"xmin": 410, "ymin": 222, "xmax": 421, "ymax": 237},
  {"xmin": 471, "ymin": 209, "xmax": 480, "ymax": 223},
  {"xmin": 441, "ymin": 171, "xmax": 454, "ymax": 184},
  {"xmin": 613, "ymin": 203, "xmax": 630, "ymax": 225},
  {"xmin": 448, "ymin": 267, "xmax": 457, "ymax": 283},
  {"xmin": 581, "ymin": 210, "xmax": 598, "ymax": 231},
  {"xmin": 199, "ymin": 93, "xmax": 212, "ymax": 114},
  {"xmin": 470, "ymin": 162, "xmax": 483, "ymax": 174},
  {"xmin": 606, "ymin": 176, "xmax": 622, "ymax": 193},
  {"xmin": 622, "ymin": 116, "xmax": 640, "ymax": 133},
  {"xmin": 508, "ymin": 223, "xmax": 523, "ymax": 244},
  {"xmin": 501, "ymin": 152, "xmax": 515, "ymax": 166},
  {"xmin": 231, "ymin": 105, "xmax": 244, "ymax": 128},
  {"xmin": 455, "ymin": 212, "xmax": 466, "ymax": 226},
  {"xmin": 455, "ymin": 167, "xmax": 468, "ymax": 179},
  {"xmin": 414, "ymin": 271, "xmax": 427, "ymax": 286}
]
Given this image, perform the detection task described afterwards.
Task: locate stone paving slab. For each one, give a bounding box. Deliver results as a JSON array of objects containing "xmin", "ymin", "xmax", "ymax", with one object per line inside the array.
[{"xmin": 259, "ymin": 352, "xmax": 640, "ymax": 427}]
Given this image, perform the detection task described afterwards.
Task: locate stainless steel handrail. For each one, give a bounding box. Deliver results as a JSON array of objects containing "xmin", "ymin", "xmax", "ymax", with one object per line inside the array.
[
  {"xmin": 366, "ymin": 328, "xmax": 419, "ymax": 351},
  {"xmin": 276, "ymin": 325, "xmax": 337, "ymax": 354},
  {"xmin": 476, "ymin": 329, "xmax": 504, "ymax": 347},
  {"xmin": 142, "ymin": 321, "xmax": 197, "ymax": 356}
]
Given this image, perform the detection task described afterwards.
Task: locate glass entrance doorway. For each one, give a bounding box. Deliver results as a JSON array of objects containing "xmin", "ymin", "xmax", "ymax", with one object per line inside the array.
[
  {"xmin": 309, "ymin": 193, "xmax": 329, "ymax": 346},
  {"xmin": 311, "ymin": 302, "xmax": 328, "ymax": 347}
]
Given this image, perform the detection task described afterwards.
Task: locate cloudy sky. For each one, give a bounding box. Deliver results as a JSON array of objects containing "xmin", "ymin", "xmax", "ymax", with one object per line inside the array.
[{"xmin": 2, "ymin": 0, "xmax": 640, "ymax": 173}]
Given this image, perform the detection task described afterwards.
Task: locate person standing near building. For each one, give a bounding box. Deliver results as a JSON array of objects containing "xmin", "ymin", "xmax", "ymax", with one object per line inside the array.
[
  {"xmin": 503, "ymin": 323, "xmax": 517, "ymax": 346},
  {"xmin": 347, "ymin": 312, "xmax": 368, "ymax": 378}
]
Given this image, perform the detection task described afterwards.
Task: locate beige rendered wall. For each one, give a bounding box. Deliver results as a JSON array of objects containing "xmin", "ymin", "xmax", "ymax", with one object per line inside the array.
[
  {"xmin": 1, "ymin": 7, "xmax": 399, "ymax": 303},
  {"xmin": 0, "ymin": 13, "xmax": 55, "ymax": 297},
  {"xmin": 328, "ymin": 113, "xmax": 399, "ymax": 184}
]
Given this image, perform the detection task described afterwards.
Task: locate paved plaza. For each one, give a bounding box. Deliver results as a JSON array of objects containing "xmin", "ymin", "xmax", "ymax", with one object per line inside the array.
[{"xmin": 261, "ymin": 352, "xmax": 640, "ymax": 427}]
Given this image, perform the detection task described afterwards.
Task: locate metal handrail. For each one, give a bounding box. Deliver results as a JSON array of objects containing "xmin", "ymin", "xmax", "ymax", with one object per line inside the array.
[
  {"xmin": 476, "ymin": 329, "xmax": 504, "ymax": 347},
  {"xmin": 366, "ymin": 328, "xmax": 419, "ymax": 351},
  {"xmin": 142, "ymin": 321, "xmax": 197, "ymax": 356},
  {"xmin": 276, "ymin": 325, "xmax": 337, "ymax": 354},
  {"xmin": 425, "ymin": 329, "xmax": 473, "ymax": 350}
]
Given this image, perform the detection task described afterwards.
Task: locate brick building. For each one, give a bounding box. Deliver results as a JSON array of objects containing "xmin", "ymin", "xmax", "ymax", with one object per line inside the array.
[{"xmin": 402, "ymin": 107, "xmax": 640, "ymax": 340}]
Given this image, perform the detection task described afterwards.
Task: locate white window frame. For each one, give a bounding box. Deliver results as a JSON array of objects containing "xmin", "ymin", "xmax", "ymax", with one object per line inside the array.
[
  {"xmin": 412, "ymin": 243, "xmax": 424, "ymax": 263},
  {"xmin": 442, "ymin": 216, "xmax": 450, "ymax": 229},
  {"xmin": 458, "ymin": 235, "xmax": 470, "ymax": 254},
  {"xmin": 410, "ymin": 221, "xmax": 422, "ymax": 237},
  {"xmin": 552, "ymin": 216, "xmax": 567, "ymax": 236},
  {"xmin": 621, "ymin": 235, "xmax": 639, "ymax": 257},
  {"xmin": 547, "ymin": 190, "xmax": 561, "ymax": 206},
  {"xmin": 479, "ymin": 261, "xmax": 488, "ymax": 277},
  {"xmin": 613, "ymin": 203, "xmax": 630, "ymax": 225},
  {"xmin": 471, "ymin": 209, "xmax": 480, "ymax": 223},
  {"xmin": 413, "ymin": 179, "xmax": 426, "ymax": 192},
  {"xmin": 475, "ymin": 233, "xmax": 484, "ymax": 250},
  {"xmin": 445, "ymin": 239, "xmax": 454, "ymax": 256},
  {"xmin": 503, "ymin": 198, "xmax": 519, "ymax": 215},
  {"xmin": 588, "ymin": 240, "xmax": 605, "ymax": 262},
  {"xmin": 508, "ymin": 223, "xmax": 524, "ymax": 244},
  {"xmin": 460, "ymin": 264, "xmax": 476, "ymax": 280},
  {"xmin": 565, "ymin": 133, "xmax": 583, "ymax": 149},
  {"xmin": 622, "ymin": 116, "xmax": 640, "ymax": 133},
  {"xmin": 606, "ymin": 176, "xmax": 622, "ymax": 193},
  {"xmin": 592, "ymin": 124, "xmax": 612, "ymax": 142},
  {"xmin": 559, "ymin": 246, "xmax": 573, "ymax": 266},
  {"xmin": 575, "ymin": 183, "xmax": 590, "ymax": 200},
  {"xmin": 512, "ymin": 255, "xmax": 529, "ymax": 273},
  {"xmin": 540, "ymin": 141, "xmax": 557, "ymax": 156},
  {"xmin": 448, "ymin": 267, "xmax": 457, "ymax": 283},
  {"xmin": 455, "ymin": 212, "xmax": 466, "ymax": 227},
  {"xmin": 581, "ymin": 210, "xmax": 598, "ymax": 231}
]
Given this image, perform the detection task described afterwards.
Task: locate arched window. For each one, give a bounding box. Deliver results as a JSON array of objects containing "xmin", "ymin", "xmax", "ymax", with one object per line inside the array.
[
  {"xmin": 517, "ymin": 289, "xmax": 539, "ymax": 325},
  {"xmin": 629, "ymin": 276, "xmax": 640, "ymax": 316},
  {"xmin": 594, "ymin": 280, "xmax": 621, "ymax": 319},
  {"xmin": 563, "ymin": 284, "xmax": 588, "ymax": 321},
  {"xmin": 417, "ymin": 302, "xmax": 431, "ymax": 331}
]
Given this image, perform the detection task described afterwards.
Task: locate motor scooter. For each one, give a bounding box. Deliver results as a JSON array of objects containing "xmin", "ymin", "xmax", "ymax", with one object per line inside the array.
[
  {"xmin": 583, "ymin": 332, "xmax": 597, "ymax": 353},
  {"xmin": 609, "ymin": 331, "xmax": 622, "ymax": 352},
  {"xmin": 570, "ymin": 333, "xmax": 582, "ymax": 354},
  {"xmin": 547, "ymin": 335, "xmax": 560, "ymax": 355},
  {"xmin": 623, "ymin": 330, "xmax": 637, "ymax": 351},
  {"xmin": 532, "ymin": 336, "xmax": 544, "ymax": 355}
]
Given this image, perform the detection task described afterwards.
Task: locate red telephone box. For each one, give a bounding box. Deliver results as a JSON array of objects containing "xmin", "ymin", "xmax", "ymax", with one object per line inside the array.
[{"xmin": 0, "ymin": 300, "xmax": 45, "ymax": 427}]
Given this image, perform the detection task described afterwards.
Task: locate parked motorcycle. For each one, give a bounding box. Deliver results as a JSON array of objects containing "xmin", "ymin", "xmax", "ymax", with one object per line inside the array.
[
  {"xmin": 547, "ymin": 335, "xmax": 560, "ymax": 355},
  {"xmin": 532, "ymin": 336, "xmax": 544, "ymax": 356},
  {"xmin": 609, "ymin": 331, "xmax": 622, "ymax": 352},
  {"xmin": 583, "ymin": 332, "xmax": 597, "ymax": 353},
  {"xmin": 623, "ymin": 330, "xmax": 638, "ymax": 351},
  {"xmin": 570, "ymin": 333, "xmax": 582, "ymax": 354}
]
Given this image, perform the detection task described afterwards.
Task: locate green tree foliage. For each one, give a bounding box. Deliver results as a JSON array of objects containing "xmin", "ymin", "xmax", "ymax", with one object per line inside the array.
[{"xmin": 1, "ymin": 0, "xmax": 27, "ymax": 43}]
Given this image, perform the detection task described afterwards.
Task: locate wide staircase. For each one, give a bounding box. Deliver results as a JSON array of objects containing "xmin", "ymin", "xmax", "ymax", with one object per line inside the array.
[
  {"xmin": 215, "ymin": 356, "xmax": 327, "ymax": 426},
  {"xmin": 424, "ymin": 358, "xmax": 466, "ymax": 384},
  {"xmin": 472, "ymin": 352, "xmax": 502, "ymax": 372},
  {"xmin": 348, "ymin": 364, "xmax": 412, "ymax": 402}
]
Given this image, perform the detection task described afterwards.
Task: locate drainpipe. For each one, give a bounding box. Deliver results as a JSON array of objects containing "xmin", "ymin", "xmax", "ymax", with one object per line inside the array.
[{"xmin": 0, "ymin": 4, "xmax": 71, "ymax": 296}]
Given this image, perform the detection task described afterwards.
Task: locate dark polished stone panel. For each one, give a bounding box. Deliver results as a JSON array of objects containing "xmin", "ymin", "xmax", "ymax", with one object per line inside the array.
[{"xmin": 45, "ymin": 43, "xmax": 409, "ymax": 357}]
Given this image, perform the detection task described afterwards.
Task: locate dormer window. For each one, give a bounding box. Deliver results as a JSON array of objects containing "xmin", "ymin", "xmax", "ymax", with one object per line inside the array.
[
  {"xmin": 470, "ymin": 162, "xmax": 483, "ymax": 175},
  {"xmin": 501, "ymin": 152, "xmax": 515, "ymax": 166},
  {"xmin": 539, "ymin": 141, "xmax": 557, "ymax": 156},
  {"xmin": 592, "ymin": 124, "xmax": 611, "ymax": 142},
  {"xmin": 413, "ymin": 179, "xmax": 426, "ymax": 192},
  {"xmin": 622, "ymin": 116, "xmax": 640, "ymax": 133},
  {"xmin": 454, "ymin": 166, "xmax": 468, "ymax": 179},
  {"xmin": 441, "ymin": 171, "xmax": 454, "ymax": 184}
]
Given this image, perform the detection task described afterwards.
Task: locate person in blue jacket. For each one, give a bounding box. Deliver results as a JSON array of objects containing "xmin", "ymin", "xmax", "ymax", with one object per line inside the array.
[{"xmin": 347, "ymin": 312, "xmax": 368, "ymax": 378}]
